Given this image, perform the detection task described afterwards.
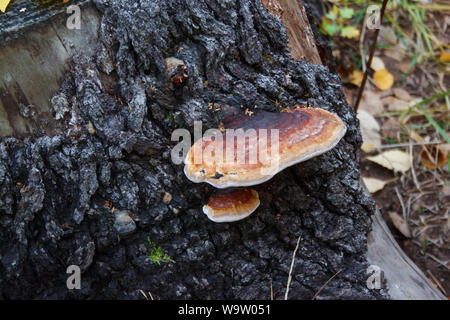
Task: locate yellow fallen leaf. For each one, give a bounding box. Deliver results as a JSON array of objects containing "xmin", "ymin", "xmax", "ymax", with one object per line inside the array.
[
  {"xmin": 388, "ymin": 211, "xmax": 411, "ymax": 238},
  {"xmin": 373, "ymin": 68, "xmax": 394, "ymax": 91},
  {"xmin": 349, "ymin": 70, "xmax": 363, "ymax": 86},
  {"xmin": 0, "ymin": 0, "xmax": 11, "ymax": 13},
  {"xmin": 367, "ymin": 149, "xmax": 411, "ymax": 173},
  {"xmin": 341, "ymin": 26, "xmax": 360, "ymax": 39},
  {"xmin": 438, "ymin": 52, "xmax": 450, "ymax": 63},
  {"xmin": 362, "ymin": 177, "xmax": 388, "ymax": 193},
  {"xmin": 329, "ymin": 5, "xmax": 339, "ymax": 20}
]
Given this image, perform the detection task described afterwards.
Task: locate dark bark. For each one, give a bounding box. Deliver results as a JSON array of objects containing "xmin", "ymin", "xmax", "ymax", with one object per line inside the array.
[{"xmin": 0, "ymin": 0, "xmax": 388, "ymax": 299}]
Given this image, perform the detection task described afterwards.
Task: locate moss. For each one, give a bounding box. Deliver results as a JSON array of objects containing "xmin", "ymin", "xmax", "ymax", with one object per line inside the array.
[
  {"xmin": 147, "ymin": 237, "xmax": 175, "ymax": 265},
  {"xmin": 167, "ymin": 111, "xmax": 179, "ymax": 127},
  {"xmin": 262, "ymin": 52, "xmax": 274, "ymax": 62}
]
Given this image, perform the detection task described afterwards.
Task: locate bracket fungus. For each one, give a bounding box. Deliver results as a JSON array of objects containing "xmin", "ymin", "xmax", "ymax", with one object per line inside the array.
[
  {"xmin": 184, "ymin": 106, "xmax": 346, "ymax": 223},
  {"xmin": 184, "ymin": 106, "xmax": 347, "ymax": 189},
  {"xmin": 202, "ymin": 188, "xmax": 260, "ymax": 223}
]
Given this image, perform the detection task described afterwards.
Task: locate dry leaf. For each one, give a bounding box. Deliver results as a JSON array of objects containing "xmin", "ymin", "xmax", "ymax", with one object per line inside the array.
[
  {"xmin": 359, "ymin": 90, "xmax": 384, "ymax": 115},
  {"xmin": 387, "ymin": 97, "xmax": 410, "ymax": 111},
  {"xmin": 438, "ymin": 52, "xmax": 450, "ymax": 63},
  {"xmin": 397, "ymin": 61, "xmax": 413, "ymax": 74},
  {"xmin": 363, "ymin": 177, "xmax": 388, "ymax": 193},
  {"xmin": 349, "ymin": 70, "xmax": 363, "ymax": 86},
  {"xmin": 357, "ymin": 110, "xmax": 381, "ymax": 148},
  {"xmin": 370, "ymin": 56, "xmax": 385, "ymax": 71},
  {"xmin": 379, "ymin": 27, "xmax": 398, "ymax": 46},
  {"xmin": 361, "ymin": 141, "xmax": 376, "ymax": 153},
  {"xmin": 384, "ymin": 46, "xmax": 406, "ymax": 62},
  {"xmin": 393, "ymin": 88, "xmax": 412, "ymax": 101},
  {"xmin": 367, "ymin": 149, "xmax": 411, "ymax": 173},
  {"xmin": 388, "ymin": 211, "xmax": 411, "ymax": 238},
  {"xmin": 440, "ymin": 143, "xmax": 450, "ymax": 153},
  {"xmin": 442, "ymin": 185, "xmax": 450, "ymax": 197},
  {"xmin": 420, "ymin": 145, "xmax": 448, "ymax": 169},
  {"xmin": 373, "ymin": 69, "xmax": 394, "ymax": 91},
  {"xmin": 0, "ymin": 0, "xmax": 11, "ymax": 13},
  {"xmin": 401, "ymin": 126, "xmax": 424, "ymax": 144},
  {"xmin": 408, "ymin": 97, "xmax": 421, "ymax": 108}
]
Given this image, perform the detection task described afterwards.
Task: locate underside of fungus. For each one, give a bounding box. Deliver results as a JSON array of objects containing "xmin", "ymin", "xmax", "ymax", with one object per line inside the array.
[
  {"xmin": 202, "ymin": 188, "xmax": 260, "ymax": 222},
  {"xmin": 184, "ymin": 106, "xmax": 347, "ymax": 188}
]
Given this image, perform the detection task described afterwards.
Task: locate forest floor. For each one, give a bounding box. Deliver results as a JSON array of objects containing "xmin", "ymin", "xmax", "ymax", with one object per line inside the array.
[{"xmin": 318, "ymin": 0, "xmax": 449, "ymax": 297}]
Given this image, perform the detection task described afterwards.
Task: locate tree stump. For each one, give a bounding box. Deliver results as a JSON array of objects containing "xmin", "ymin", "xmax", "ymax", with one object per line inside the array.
[{"xmin": 0, "ymin": 0, "xmax": 444, "ymax": 300}]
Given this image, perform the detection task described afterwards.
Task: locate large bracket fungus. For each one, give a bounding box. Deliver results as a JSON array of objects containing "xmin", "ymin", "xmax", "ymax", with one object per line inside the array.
[
  {"xmin": 184, "ymin": 106, "xmax": 346, "ymax": 189},
  {"xmin": 185, "ymin": 106, "xmax": 347, "ymax": 222}
]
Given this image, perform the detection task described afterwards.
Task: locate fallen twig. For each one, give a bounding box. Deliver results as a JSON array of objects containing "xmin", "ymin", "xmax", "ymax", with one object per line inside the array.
[
  {"xmin": 355, "ymin": 0, "xmax": 389, "ymax": 112},
  {"xmin": 312, "ymin": 269, "xmax": 342, "ymax": 300},
  {"xmin": 284, "ymin": 235, "xmax": 301, "ymax": 300}
]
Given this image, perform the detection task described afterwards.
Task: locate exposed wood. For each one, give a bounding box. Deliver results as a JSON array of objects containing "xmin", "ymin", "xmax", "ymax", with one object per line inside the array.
[
  {"xmin": 0, "ymin": 2, "xmax": 99, "ymax": 137},
  {"xmin": 261, "ymin": 0, "xmax": 322, "ymax": 64}
]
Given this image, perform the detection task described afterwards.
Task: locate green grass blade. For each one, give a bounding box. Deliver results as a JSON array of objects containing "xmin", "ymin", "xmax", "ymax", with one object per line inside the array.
[
  {"xmin": 416, "ymin": 104, "xmax": 450, "ymax": 144},
  {"xmin": 404, "ymin": 90, "xmax": 450, "ymax": 143}
]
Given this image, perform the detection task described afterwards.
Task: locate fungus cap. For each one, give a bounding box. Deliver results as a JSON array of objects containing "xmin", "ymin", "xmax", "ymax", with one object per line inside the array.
[
  {"xmin": 184, "ymin": 107, "xmax": 346, "ymax": 188},
  {"xmin": 202, "ymin": 188, "xmax": 260, "ymax": 223}
]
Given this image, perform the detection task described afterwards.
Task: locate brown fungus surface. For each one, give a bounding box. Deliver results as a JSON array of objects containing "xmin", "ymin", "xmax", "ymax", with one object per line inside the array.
[
  {"xmin": 184, "ymin": 106, "xmax": 346, "ymax": 188},
  {"xmin": 203, "ymin": 188, "xmax": 260, "ymax": 223}
]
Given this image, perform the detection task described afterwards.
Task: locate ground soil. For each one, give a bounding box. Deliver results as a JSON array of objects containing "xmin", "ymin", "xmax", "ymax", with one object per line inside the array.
[{"xmin": 361, "ymin": 160, "xmax": 449, "ymax": 296}]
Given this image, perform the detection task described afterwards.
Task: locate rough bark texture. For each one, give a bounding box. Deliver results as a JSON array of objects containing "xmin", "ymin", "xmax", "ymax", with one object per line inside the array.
[{"xmin": 0, "ymin": 0, "xmax": 389, "ymax": 299}]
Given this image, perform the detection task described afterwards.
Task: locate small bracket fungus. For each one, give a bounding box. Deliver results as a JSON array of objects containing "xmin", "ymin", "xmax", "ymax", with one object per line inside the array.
[
  {"xmin": 203, "ymin": 188, "xmax": 260, "ymax": 223},
  {"xmin": 184, "ymin": 106, "xmax": 347, "ymax": 188}
]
